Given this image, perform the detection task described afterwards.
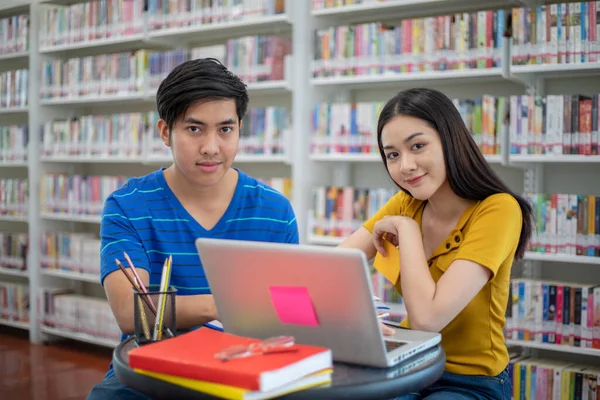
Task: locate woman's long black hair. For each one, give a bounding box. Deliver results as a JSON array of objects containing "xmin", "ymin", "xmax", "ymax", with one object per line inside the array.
[{"xmin": 376, "ymin": 88, "xmax": 533, "ymax": 260}]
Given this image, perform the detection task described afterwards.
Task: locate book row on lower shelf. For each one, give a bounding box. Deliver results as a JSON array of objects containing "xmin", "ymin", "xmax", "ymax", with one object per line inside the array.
[
  {"xmin": 507, "ymin": 278, "xmax": 600, "ymax": 350},
  {"xmin": 507, "ymin": 353, "xmax": 600, "ymax": 400},
  {"xmin": 41, "ymin": 107, "xmax": 290, "ymax": 159},
  {"xmin": 40, "ymin": 36, "xmax": 290, "ymax": 101},
  {"xmin": 41, "ymin": 231, "xmax": 100, "ymax": 279},
  {"xmin": 40, "ymin": 288, "xmax": 121, "ymax": 344},
  {"xmin": 0, "ymin": 69, "xmax": 28, "ymax": 110},
  {"xmin": 0, "ymin": 178, "xmax": 28, "ymax": 218},
  {"xmin": 0, "ymin": 124, "xmax": 28, "ymax": 163},
  {"xmin": 310, "ymin": 186, "xmax": 600, "ymax": 259},
  {"xmin": 0, "ymin": 232, "xmax": 28, "ymax": 273},
  {"xmin": 0, "ymin": 281, "xmax": 29, "ymax": 326}
]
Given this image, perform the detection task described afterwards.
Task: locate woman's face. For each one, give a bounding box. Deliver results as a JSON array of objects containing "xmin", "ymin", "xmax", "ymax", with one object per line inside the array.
[{"xmin": 380, "ymin": 114, "xmax": 447, "ymax": 201}]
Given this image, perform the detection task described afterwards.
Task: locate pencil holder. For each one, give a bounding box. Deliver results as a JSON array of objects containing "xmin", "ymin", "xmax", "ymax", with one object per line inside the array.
[{"xmin": 133, "ymin": 285, "xmax": 177, "ymax": 345}]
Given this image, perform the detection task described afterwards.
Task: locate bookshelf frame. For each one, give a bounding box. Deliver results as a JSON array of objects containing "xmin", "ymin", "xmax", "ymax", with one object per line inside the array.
[{"xmin": 0, "ymin": 1, "xmax": 597, "ymax": 369}]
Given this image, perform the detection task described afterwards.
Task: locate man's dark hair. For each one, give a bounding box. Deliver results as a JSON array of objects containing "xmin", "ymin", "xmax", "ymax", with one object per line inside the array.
[
  {"xmin": 377, "ymin": 88, "xmax": 534, "ymax": 261},
  {"xmin": 156, "ymin": 58, "xmax": 249, "ymax": 132}
]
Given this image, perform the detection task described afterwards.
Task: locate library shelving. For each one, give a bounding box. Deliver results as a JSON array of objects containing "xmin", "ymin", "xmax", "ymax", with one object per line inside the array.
[{"xmin": 0, "ymin": 2, "xmax": 598, "ymax": 384}]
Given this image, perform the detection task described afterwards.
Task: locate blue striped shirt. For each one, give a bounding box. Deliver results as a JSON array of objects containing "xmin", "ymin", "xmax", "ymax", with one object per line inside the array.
[{"xmin": 100, "ymin": 168, "xmax": 298, "ymax": 291}]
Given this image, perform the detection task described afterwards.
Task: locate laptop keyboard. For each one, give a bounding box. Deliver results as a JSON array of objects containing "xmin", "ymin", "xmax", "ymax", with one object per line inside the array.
[{"xmin": 385, "ymin": 340, "xmax": 407, "ymax": 352}]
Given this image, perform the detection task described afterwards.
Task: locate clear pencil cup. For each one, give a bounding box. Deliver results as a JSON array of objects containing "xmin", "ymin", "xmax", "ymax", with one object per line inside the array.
[{"xmin": 133, "ymin": 285, "xmax": 177, "ymax": 345}]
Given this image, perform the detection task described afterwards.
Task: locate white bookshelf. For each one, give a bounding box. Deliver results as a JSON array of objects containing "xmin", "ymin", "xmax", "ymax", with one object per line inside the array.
[
  {"xmin": 0, "ymin": 1, "xmax": 598, "ymax": 377},
  {"xmin": 0, "ymin": 318, "xmax": 29, "ymax": 330}
]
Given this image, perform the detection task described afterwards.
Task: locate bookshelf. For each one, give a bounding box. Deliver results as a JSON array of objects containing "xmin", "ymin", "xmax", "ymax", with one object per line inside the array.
[{"xmin": 0, "ymin": 2, "xmax": 598, "ymax": 386}]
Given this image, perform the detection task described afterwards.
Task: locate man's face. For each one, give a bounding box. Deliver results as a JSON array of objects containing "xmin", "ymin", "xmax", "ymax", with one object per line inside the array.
[{"xmin": 159, "ymin": 99, "xmax": 240, "ymax": 187}]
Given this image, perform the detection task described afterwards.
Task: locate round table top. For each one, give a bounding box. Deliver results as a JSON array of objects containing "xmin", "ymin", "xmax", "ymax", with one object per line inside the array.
[{"xmin": 114, "ymin": 337, "xmax": 446, "ymax": 400}]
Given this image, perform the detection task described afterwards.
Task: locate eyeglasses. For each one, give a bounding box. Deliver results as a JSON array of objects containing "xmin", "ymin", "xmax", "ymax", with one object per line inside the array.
[{"xmin": 215, "ymin": 336, "xmax": 297, "ymax": 362}]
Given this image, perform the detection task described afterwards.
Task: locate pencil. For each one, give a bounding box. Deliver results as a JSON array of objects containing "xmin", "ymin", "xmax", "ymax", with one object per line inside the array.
[
  {"xmin": 115, "ymin": 259, "xmax": 174, "ymax": 338},
  {"xmin": 115, "ymin": 260, "xmax": 150, "ymax": 339}
]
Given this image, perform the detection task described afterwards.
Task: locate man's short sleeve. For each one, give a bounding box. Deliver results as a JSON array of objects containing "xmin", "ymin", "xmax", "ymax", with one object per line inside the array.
[
  {"xmin": 99, "ymin": 196, "xmax": 149, "ymax": 285},
  {"xmin": 456, "ymin": 194, "xmax": 523, "ymax": 277},
  {"xmin": 285, "ymin": 204, "xmax": 299, "ymax": 244},
  {"xmin": 362, "ymin": 191, "xmax": 408, "ymax": 233}
]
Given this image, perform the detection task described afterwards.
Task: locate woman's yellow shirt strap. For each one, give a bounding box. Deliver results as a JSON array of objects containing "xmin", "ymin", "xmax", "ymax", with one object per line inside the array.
[{"xmin": 373, "ymin": 240, "xmax": 400, "ymax": 285}]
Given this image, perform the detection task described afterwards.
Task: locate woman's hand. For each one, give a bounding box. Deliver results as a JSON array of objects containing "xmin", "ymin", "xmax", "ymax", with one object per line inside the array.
[
  {"xmin": 381, "ymin": 322, "xmax": 395, "ymax": 336},
  {"xmin": 372, "ymin": 216, "xmax": 418, "ymax": 256}
]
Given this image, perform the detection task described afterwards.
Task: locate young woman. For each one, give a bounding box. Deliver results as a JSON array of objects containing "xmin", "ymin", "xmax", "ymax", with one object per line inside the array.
[{"xmin": 339, "ymin": 88, "xmax": 533, "ymax": 399}]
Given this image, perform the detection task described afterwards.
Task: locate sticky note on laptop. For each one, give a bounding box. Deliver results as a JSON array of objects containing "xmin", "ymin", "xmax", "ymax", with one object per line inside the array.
[
  {"xmin": 373, "ymin": 240, "xmax": 401, "ymax": 285},
  {"xmin": 269, "ymin": 286, "xmax": 319, "ymax": 327}
]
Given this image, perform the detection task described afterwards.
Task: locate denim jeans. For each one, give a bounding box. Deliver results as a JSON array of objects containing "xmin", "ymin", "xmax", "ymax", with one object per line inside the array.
[
  {"xmin": 86, "ymin": 374, "xmax": 154, "ymax": 400},
  {"xmin": 395, "ymin": 366, "xmax": 511, "ymax": 400}
]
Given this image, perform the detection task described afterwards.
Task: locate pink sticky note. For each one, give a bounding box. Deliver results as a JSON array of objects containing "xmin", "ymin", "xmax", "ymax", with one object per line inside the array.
[{"xmin": 269, "ymin": 286, "xmax": 319, "ymax": 327}]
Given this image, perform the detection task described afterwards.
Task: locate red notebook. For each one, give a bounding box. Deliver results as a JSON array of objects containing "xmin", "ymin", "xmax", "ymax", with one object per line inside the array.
[{"xmin": 128, "ymin": 328, "xmax": 332, "ymax": 392}]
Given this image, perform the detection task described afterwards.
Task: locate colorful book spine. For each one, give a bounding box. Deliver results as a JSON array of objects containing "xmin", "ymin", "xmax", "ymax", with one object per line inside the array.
[
  {"xmin": 310, "ymin": 185, "xmax": 397, "ymax": 238},
  {"xmin": 512, "ymin": 2, "xmax": 600, "ymax": 66},
  {"xmin": 38, "ymin": 0, "xmax": 146, "ymax": 49},
  {"xmin": 508, "ymin": 355, "xmax": 600, "ymax": 400},
  {"xmin": 506, "ymin": 278, "xmax": 600, "ymax": 350},
  {"xmin": 0, "ymin": 69, "xmax": 28, "ymax": 109},
  {"xmin": 0, "ymin": 282, "xmax": 29, "ymax": 324},
  {"xmin": 509, "ymin": 93, "xmax": 599, "ymax": 156},
  {"xmin": 40, "ymin": 231, "xmax": 100, "ymax": 277},
  {"xmin": 0, "ymin": 179, "xmax": 28, "ymax": 217},
  {"xmin": 39, "ymin": 288, "xmax": 120, "ymax": 343},
  {"xmin": 312, "ymin": 9, "xmax": 506, "ymax": 77},
  {"xmin": 145, "ymin": 0, "xmax": 286, "ymax": 31},
  {"xmin": 0, "ymin": 232, "xmax": 28, "ymax": 272},
  {"xmin": 0, "ymin": 125, "xmax": 28, "ymax": 163},
  {"xmin": 0, "ymin": 14, "xmax": 29, "ymax": 55},
  {"xmin": 312, "ymin": 96, "xmax": 505, "ymax": 156},
  {"xmin": 40, "ymin": 174, "xmax": 128, "ymax": 217},
  {"xmin": 524, "ymin": 192, "xmax": 600, "ymax": 258}
]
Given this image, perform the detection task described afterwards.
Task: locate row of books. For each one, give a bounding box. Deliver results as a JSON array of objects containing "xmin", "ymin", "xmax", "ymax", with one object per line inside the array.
[
  {"xmin": 41, "ymin": 107, "xmax": 290, "ymax": 159},
  {"xmin": 147, "ymin": 37, "xmax": 291, "ymax": 87},
  {"xmin": 39, "ymin": 0, "xmax": 285, "ymax": 49},
  {"xmin": 526, "ymin": 193, "xmax": 600, "ymax": 257},
  {"xmin": 508, "ymin": 354, "xmax": 600, "ymax": 400},
  {"xmin": 145, "ymin": 0, "xmax": 285, "ymax": 31},
  {"xmin": 312, "ymin": 11, "xmax": 506, "ymax": 77},
  {"xmin": 41, "ymin": 232, "xmax": 100, "ymax": 278},
  {"xmin": 40, "ymin": 37, "xmax": 290, "ymax": 100},
  {"xmin": 0, "ymin": 14, "xmax": 28, "ymax": 56},
  {"xmin": 39, "ymin": 0, "xmax": 146, "ymax": 49},
  {"xmin": 506, "ymin": 278, "xmax": 600, "ymax": 349},
  {"xmin": 41, "ymin": 174, "xmax": 127, "ymax": 217},
  {"xmin": 0, "ymin": 232, "xmax": 28, "ymax": 272},
  {"xmin": 509, "ymin": 93, "xmax": 600, "ymax": 156},
  {"xmin": 40, "ymin": 288, "xmax": 121, "ymax": 344},
  {"xmin": 0, "ymin": 69, "xmax": 28, "ymax": 110},
  {"xmin": 311, "ymin": 0, "xmax": 378, "ymax": 9},
  {"xmin": 0, "ymin": 282, "xmax": 29, "ymax": 324},
  {"xmin": 0, "ymin": 179, "xmax": 28, "ymax": 217},
  {"xmin": 0, "ymin": 125, "xmax": 28, "ymax": 163},
  {"xmin": 311, "ymin": 96, "xmax": 506, "ymax": 156},
  {"xmin": 512, "ymin": 3, "xmax": 600, "ymax": 66},
  {"xmin": 310, "ymin": 186, "xmax": 396, "ymax": 238},
  {"xmin": 256, "ymin": 177, "xmax": 293, "ymax": 200}
]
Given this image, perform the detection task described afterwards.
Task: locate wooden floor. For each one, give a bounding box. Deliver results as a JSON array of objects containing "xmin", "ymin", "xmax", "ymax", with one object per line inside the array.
[{"xmin": 0, "ymin": 326, "xmax": 113, "ymax": 400}]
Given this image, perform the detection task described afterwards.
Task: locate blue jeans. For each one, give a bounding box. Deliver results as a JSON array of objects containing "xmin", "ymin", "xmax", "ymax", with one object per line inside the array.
[
  {"xmin": 86, "ymin": 374, "xmax": 154, "ymax": 400},
  {"xmin": 396, "ymin": 367, "xmax": 511, "ymax": 400}
]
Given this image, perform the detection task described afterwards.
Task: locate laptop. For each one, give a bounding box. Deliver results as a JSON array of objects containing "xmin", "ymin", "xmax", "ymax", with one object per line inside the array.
[{"xmin": 195, "ymin": 238, "xmax": 441, "ymax": 368}]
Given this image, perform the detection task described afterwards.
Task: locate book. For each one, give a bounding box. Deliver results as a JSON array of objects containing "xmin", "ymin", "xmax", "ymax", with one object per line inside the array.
[
  {"xmin": 134, "ymin": 368, "xmax": 332, "ymax": 400},
  {"xmin": 128, "ymin": 328, "xmax": 333, "ymax": 392}
]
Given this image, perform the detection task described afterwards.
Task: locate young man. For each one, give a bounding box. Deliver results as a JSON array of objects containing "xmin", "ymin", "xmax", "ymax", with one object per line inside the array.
[{"xmin": 86, "ymin": 58, "xmax": 299, "ymax": 400}]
